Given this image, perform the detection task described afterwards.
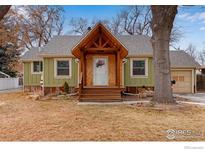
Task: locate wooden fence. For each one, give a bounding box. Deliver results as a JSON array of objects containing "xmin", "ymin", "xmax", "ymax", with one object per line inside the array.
[{"xmin": 0, "ymin": 78, "xmax": 20, "ymax": 91}]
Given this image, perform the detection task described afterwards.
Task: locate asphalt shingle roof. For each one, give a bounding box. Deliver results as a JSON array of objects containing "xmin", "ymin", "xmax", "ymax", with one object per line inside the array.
[
  {"xmin": 21, "ymin": 47, "xmax": 42, "ymax": 61},
  {"xmin": 170, "ymin": 50, "xmax": 200, "ymax": 68},
  {"xmin": 38, "ymin": 35, "xmax": 153, "ymax": 56},
  {"xmin": 21, "ymin": 35, "xmax": 200, "ymax": 68},
  {"xmin": 40, "ymin": 35, "xmax": 81, "ymax": 56}
]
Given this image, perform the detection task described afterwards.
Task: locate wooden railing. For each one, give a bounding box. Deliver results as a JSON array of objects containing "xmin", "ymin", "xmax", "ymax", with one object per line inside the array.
[{"xmin": 79, "ymin": 72, "xmax": 83, "ymax": 96}]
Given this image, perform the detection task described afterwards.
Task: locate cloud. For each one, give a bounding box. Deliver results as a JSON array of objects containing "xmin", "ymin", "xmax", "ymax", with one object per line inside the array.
[
  {"xmin": 178, "ymin": 12, "xmax": 205, "ymax": 23},
  {"xmin": 200, "ymin": 27, "xmax": 205, "ymax": 31},
  {"xmin": 178, "ymin": 13, "xmax": 190, "ymax": 19}
]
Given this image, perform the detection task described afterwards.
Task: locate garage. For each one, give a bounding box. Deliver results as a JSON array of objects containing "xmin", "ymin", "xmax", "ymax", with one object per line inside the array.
[{"xmin": 171, "ymin": 70, "xmax": 193, "ymax": 93}]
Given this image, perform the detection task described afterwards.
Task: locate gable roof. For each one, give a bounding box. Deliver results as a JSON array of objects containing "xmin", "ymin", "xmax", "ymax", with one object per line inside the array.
[
  {"xmin": 72, "ymin": 23, "xmax": 128, "ymax": 59},
  {"xmin": 21, "ymin": 47, "xmax": 42, "ymax": 61},
  {"xmin": 170, "ymin": 50, "xmax": 200, "ymax": 68},
  {"xmin": 40, "ymin": 35, "xmax": 81, "ymax": 57},
  {"xmin": 117, "ymin": 35, "xmax": 152, "ymax": 56},
  {"xmin": 20, "ymin": 23, "xmax": 200, "ymax": 69},
  {"xmin": 36, "ymin": 35, "xmax": 152, "ymax": 57}
]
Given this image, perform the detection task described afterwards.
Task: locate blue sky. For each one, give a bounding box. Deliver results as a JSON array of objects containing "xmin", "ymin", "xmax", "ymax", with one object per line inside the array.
[{"xmin": 63, "ymin": 5, "xmax": 205, "ymax": 52}]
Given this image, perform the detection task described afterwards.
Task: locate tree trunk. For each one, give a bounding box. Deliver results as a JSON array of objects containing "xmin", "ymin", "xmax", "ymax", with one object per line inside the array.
[
  {"xmin": 0, "ymin": 6, "xmax": 11, "ymax": 21},
  {"xmin": 151, "ymin": 6, "xmax": 178, "ymax": 104}
]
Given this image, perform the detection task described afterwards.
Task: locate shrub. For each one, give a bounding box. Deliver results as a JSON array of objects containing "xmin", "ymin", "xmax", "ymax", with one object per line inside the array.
[{"xmin": 63, "ymin": 82, "xmax": 69, "ymax": 94}]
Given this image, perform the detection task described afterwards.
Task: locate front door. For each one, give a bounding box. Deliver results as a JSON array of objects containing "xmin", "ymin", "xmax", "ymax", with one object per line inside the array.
[{"xmin": 93, "ymin": 57, "xmax": 108, "ymax": 86}]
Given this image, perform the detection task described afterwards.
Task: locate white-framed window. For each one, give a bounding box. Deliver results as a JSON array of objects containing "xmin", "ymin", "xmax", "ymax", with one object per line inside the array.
[
  {"xmin": 31, "ymin": 61, "xmax": 43, "ymax": 74},
  {"xmin": 54, "ymin": 58, "xmax": 72, "ymax": 79},
  {"xmin": 130, "ymin": 58, "xmax": 148, "ymax": 77}
]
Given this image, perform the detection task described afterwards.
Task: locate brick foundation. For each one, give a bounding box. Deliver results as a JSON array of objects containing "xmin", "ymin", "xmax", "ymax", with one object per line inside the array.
[
  {"xmin": 125, "ymin": 86, "xmax": 154, "ymax": 94},
  {"xmin": 43, "ymin": 87, "xmax": 77, "ymax": 95},
  {"xmin": 24, "ymin": 85, "xmax": 77, "ymax": 95},
  {"xmin": 24, "ymin": 86, "xmax": 42, "ymax": 94}
]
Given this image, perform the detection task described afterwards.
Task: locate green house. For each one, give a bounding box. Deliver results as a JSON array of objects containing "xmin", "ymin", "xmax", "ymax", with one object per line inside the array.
[{"xmin": 21, "ymin": 23, "xmax": 200, "ymax": 101}]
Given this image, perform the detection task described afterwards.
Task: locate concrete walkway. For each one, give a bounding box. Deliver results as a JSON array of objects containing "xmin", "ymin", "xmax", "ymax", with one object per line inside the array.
[{"xmin": 175, "ymin": 93, "xmax": 205, "ymax": 104}]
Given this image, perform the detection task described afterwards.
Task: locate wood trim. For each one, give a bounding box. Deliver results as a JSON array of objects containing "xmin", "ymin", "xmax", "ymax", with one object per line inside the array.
[
  {"xmin": 92, "ymin": 56, "xmax": 109, "ymax": 86},
  {"xmin": 192, "ymin": 69, "xmax": 195, "ymax": 93},
  {"xmin": 102, "ymin": 40, "xmax": 109, "ymax": 48},
  {"xmin": 39, "ymin": 54, "xmax": 75, "ymax": 58},
  {"xmin": 85, "ymin": 47, "xmax": 118, "ymax": 51},
  {"xmin": 74, "ymin": 58, "xmax": 80, "ymax": 88},
  {"xmin": 31, "ymin": 60, "xmax": 43, "ymax": 75},
  {"xmin": 54, "ymin": 58, "xmax": 72, "ymax": 79},
  {"xmin": 116, "ymin": 51, "xmax": 121, "ymax": 87},
  {"xmin": 130, "ymin": 58, "xmax": 148, "ymax": 78}
]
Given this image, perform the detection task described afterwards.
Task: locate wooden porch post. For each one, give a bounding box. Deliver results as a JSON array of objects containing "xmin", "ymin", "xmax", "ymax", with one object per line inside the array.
[
  {"xmin": 80, "ymin": 50, "xmax": 86, "ymax": 86},
  {"xmin": 116, "ymin": 51, "xmax": 121, "ymax": 87}
]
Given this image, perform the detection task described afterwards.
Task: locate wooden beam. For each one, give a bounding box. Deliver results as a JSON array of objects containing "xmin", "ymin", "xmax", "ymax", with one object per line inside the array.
[
  {"xmin": 116, "ymin": 51, "xmax": 121, "ymax": 87},
  {"xmin": 99, "ymin": 34, "xmax": 102, "ymax": 47},
  {"xmin": 85, "ymin": 47, "xmax": 118, "ymax": 51},
  {"xmin": 93, "ymin": 41, "xmax": 99, "ymax": 48},
  {"xmin": 86, "ymin": 50, "xmax": 115, "ymax": 54},
  {"xmin": 102, "ymin": 40, "xmax": 109, "ymax": 48}
]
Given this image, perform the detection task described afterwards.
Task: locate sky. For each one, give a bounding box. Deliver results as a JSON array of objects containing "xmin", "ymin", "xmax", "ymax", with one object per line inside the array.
[{"xmin": 62, "ymin": 5, "xmax": 205, "ymax": 53}]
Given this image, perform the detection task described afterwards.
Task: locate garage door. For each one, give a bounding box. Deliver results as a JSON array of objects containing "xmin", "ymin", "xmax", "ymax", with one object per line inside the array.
[{"xmin": 171, "ymin": 70, "xmax": 193, "ymax": 93}]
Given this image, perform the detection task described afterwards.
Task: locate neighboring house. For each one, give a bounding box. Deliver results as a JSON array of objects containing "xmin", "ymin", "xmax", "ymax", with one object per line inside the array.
[{"xmin": 21, "ymin": 23, "xmax": 200, "ymax": 102}]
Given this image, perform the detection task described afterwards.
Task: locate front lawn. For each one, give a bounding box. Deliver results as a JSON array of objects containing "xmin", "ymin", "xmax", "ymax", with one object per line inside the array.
[{"xmin": 0, "ymin": 92, "xmax": 204, "ymax": 141}]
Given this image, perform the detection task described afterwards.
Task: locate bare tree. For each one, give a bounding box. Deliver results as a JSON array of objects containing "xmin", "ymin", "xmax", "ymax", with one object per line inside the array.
[
  {"xmin": 170, "ymin": 26, "xmax": 183, "ymax": 48},
  {"xmin": 110, "ymin": 14, "xmax": 124, "ymax": 35},
  {"xmin": 69, "ymin": 17, "xmax": 89, "ymax": 34},
  {"xmin": 111, "ymin": 6, "xmax": 182, "ymax": 47},
  {"xmin": 198, "ymin": 51, "xmax": 205, "ymax": 65},
  {"xmin": 0, "ymin": 5, "xmax": 11, "ymax": 21},
  {"xmin": 69, "ymin": 17, "xmax": 111, "ymax": 34},
  {"xmin": 198, "ymin": 44, "xmax": 205, "ymax": 65},
  {"xmin": 151, "ymin": 5, "xmax": 178, "ymax": 104},
  {"xmin": 185, "ymin": 43, "xmax": 197, "ymax": 60},
  {"xmin": 12, "ymin": 6, "xmax": 64, "ymax": 49},
  {"xmin": 117, "ymin": 6, "xmax": 151, "ymax": 35}
]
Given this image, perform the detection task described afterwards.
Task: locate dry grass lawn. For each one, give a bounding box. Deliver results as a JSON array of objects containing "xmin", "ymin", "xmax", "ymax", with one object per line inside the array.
[{"xmin": 0, "ymin": 91, "xmax": 205, "ymax": 141}]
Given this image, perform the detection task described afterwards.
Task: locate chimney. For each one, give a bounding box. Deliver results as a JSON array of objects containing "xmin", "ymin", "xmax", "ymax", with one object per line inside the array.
[
  {"xmin": 38, "ymin": 47, "xmax": 41, "ymax": 52},
  {"xmin": 87, "ymin": 27, "xmax": 92, "ymax": 31}
]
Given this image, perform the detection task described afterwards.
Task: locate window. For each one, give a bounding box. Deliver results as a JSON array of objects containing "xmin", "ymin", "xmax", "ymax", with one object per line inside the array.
[
  {"xmin": 131, "ymin": 59, "xmax": 148, "ymax": 77},
  {"xmin": 54, "ymin": 58, "xmax": 71, "ymax": 78},
  {"xmin": 32, "ymin": 61, "xmax": 43, "ymax": 73},
  {"xmin": 172, "ymin": 76, "xmax": 185, "ymax": 82}
]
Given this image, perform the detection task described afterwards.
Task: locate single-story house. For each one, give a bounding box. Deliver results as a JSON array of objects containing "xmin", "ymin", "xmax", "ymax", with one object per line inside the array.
[{"xmin": 21, "ymin": 23, "xmax": 200, "ymax": 102}]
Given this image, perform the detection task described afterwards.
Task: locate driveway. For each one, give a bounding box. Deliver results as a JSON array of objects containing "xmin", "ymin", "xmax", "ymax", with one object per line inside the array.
[{"xmin": 175, "ymin": 93, "xmax": 205, "ymax": 104}]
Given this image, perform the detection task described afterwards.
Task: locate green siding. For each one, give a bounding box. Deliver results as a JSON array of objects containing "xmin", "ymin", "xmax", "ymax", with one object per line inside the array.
[
  {"xmin": 24, "ymin": 57, "xmax": 154, "ymax": 88},
  {"xmin": 124, "ymin": 57, "xmax": 154, "ymax": 87},
  {"xmin": 23, "ymin": 62, "xmax": 41, "ymax": 86},
  {"xmin": 43, "ymin": 58, "xmax": 78, "ymax": 87}
]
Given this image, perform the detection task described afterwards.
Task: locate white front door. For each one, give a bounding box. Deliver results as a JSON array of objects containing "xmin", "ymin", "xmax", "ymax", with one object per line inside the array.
[{"xmin": 93, "ymin": 57, "xmax": 108, "ymax": 86}]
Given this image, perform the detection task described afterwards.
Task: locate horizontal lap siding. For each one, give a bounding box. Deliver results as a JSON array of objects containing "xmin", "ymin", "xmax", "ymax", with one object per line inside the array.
[
  {"xmin": 124, "ymin": 57, "xmax": 154, "ymax": 87},
  {"xmin": 23, "ymin": 62, "xmax": 41, "ymax": 86},
  {"xmin": 43, "ymin": 58, "xmax": 78, "ymax": 87}
]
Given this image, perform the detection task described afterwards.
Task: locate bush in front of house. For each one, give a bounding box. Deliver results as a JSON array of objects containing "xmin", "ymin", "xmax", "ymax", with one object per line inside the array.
[{"xmin": 63, "ymin": 82, "xmax": 69, "ymax": 94}]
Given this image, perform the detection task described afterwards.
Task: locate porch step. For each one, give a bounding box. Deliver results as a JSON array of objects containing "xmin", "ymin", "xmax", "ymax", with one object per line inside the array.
[{"xmin": 79, "ymin": 87, "xmax": 122, "ymax": 102}]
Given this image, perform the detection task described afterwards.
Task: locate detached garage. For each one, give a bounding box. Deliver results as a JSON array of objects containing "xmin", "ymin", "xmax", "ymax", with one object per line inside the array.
[
  {"xmin": 171, "ymin": 70, "xmax": 194, "ymax": 93},
  {"xmin": 170, "ymin": 51, "xmax": 200, "ymax": 93}
]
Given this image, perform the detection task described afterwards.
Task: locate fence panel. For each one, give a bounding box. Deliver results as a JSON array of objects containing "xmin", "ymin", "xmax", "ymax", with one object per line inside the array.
[{"xmin": 0, "ymin": 78, "xmax": 20, "ymax": 91}]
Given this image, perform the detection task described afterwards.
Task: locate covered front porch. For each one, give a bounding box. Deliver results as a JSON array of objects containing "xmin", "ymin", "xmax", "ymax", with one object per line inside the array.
[{"xmin": 72, "ymin": 23, "xmax": 128, "ymax": 102}]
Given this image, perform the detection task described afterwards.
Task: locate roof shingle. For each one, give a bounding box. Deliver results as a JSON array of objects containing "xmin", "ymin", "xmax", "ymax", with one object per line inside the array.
[{"xmin": 21, "ymin": 35, "xmax": 200, "ymax": 68}]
